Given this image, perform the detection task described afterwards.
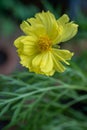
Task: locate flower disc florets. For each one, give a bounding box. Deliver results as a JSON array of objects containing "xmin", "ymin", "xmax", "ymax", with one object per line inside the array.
[{"xmin": 38, "ymin": 36, "xmax": 52, "ymax": 52}]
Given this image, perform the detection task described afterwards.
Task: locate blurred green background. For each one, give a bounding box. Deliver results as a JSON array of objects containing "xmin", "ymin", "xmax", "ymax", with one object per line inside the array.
[{"xmin": 0, "ymin": 0, "xmax": 87, "ymax": 130}]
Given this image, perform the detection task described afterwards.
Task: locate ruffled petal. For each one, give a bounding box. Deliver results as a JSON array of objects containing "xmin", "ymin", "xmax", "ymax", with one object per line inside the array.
[
  {"xmin": 31, "ymin": 52, "xmax": 54, "ymax": 75},
  {"xmin": 52, "ymin": 48, "xmax": 74, "ymax": 64},
  {"xmin": 40, "ymin": 52, "xmax": 53, "ymax": 73},
  {"xmin": 20, "ymin": 54, "xmax": 36, "ymax": 69},
  {"xmin": 57, "ymin": 14, "xmax": 70, "ymax": 24},
  {"xmin": 21, "ymin": 36, "xmax": 38, "ymax": 56},
  {"xmin": 52, "ymin": 48, "xmax": 73, "ymax": 73},
  {"xmin": 14, "ymin": 36, "xmax": 25, "ymax": 48},
  {"xmin": 20, "ymin": 21, "xmax": 31, "ymax": 35},
  {"xmin": 52, "ymin": 54, "xmax": 66, "ymax": 72},
  {"xmin": 57, "ymin": 14, "xmax": 78, "ymax": 43},
  {"xmin": 14, "ymin": 36, "xmax": 38, "ymax": 56},
  {"xmin": 61, "ymin": 22, "xmax": 78, "ymax": 42},
  {"xmin": 35, "ymin": 11, "xmax": 60, "ymax": 41},
  {"xmin": 20, "ymin": 19, "xmax": 46, "ymax": 38},
  {"xmin": 32, "ymin": 53, "xmax": 43, "ymax": 68}
]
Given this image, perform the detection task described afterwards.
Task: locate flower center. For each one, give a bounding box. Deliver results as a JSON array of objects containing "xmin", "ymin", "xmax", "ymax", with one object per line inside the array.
[{"xmin": 38, "ymin": 36, "xmax": 52, "ymax": 51}]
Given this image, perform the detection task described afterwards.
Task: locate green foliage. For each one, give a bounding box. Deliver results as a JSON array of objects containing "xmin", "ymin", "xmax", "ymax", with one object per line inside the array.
[
  {"xmin": 0, "ymin": 58, "xmax": 87, "ymax": 130},
  {"xmin": 0, "ymin": 0, "xmax": 40, "ymax": 36}
]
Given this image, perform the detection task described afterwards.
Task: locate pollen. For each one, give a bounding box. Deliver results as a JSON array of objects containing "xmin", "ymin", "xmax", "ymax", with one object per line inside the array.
[{"xmin": 38, "ymin": 36, "xmax": 52, "ymax": 51}]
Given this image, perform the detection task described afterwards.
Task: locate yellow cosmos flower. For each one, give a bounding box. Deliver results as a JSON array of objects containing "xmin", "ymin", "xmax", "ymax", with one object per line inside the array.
[{"xmin": 14, "ymin": 11, "xmax": 78, "ymax": 76}]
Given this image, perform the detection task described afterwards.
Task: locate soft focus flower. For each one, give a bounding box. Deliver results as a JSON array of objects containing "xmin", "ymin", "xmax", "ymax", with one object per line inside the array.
[{"xmin": 14, "ymin": 11, "xmax": 78, "ymax": 76}]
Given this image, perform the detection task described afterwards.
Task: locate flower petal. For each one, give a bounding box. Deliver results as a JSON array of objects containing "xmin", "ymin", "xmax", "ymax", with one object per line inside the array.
[
  {"xmin": 35, "ymin": 11, "xmax": 56, "ymax": 31},
  {"xmin": 40, "ymin": 52, "xmax": 53, "ymax": 73},
  {"xmin": 57, "ymin": 14, "xmax": 70, "ymax": 24},
  {"xmin": 52, "ymin": 54, "xmax": 66, "ymax": 72},
  {"xmin": 52, "ymin": 48, "xmax": 74, "ymax": 63},
  {"xmin": 20, "ymin": 54, "xmax": 35, "ymax": 69},
  {"xmin": 31, "ymin": 52, "xmax": 54, "ymax": 75},
  {"xmin": 21, "ymin": 22, "xmax": 47, "ymax": 38},
  {"xmin": 32, "ymin": 53, "xmax": 44, "ymax": 70},
  {"xmin": 21, "ymin": 36, "xmax": 38, "ymax": 56},
  {"xmin": 14, "ymin": 36, "xmax": 38, "ymax": 56},
  {"xmin": 61, "ymin": 22, "xmax": 78, "ymax": 42},
  {"xmin": 57, "ymin": 14, "xmax": 78, "ymax": 43},
  {"xmin": 20, "ymin": 21, "xmax": 31, "ymax": 35},
  {"xmin": 14, "ymin": 36, "xmax": 25, "ymax": 48},
  {"xmin": 35, "ymin": 11, "xmax": 60, "ymax": 41}
]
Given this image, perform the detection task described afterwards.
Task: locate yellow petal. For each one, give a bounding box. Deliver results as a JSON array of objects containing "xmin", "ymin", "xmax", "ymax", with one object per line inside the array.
[
  {"xmin": 35, "ymin": 11, "xmax": 59, "ymax": 41},
  {"xmin": 21, "ymin": 36, "xmax": 38, "ymax": 56},
  {"xmin": 27, "ymin": 17, "xmax": 42, "ymax": 26},
  {"xmin": 57, "ymin": 14, "xmax": 70, "ymax": 24},
  {"xmin": 21, "ymin": 36, "xmax": 37, "ymax": 44},
  {"xmin": 61, "ymin": 22, "xmax": 78, "ymax": 42},
  {"xmin": 20, "ymin": 55, "xmax": 33, "ymax": 68},
  {"xmin": 35, "ymin": 11, "xmax": 56, "ymax": 31},
  {"xmin": 22, "ymin": 21, "xmax": 46, "ymax": 38},
  {"xmin": 32, "ymin": 53, "xmax": 43, "ymax": 69},
  {"xmin": 52, "ymin": 54, "xmax": 66, "ymax": 72},
  {"xmin": 23, "ymin": 46, "xmax": 37, "ymax": 56},
  {"xmin": 32, "ymin": 52, "xmax": 54, "ymax": 75},
  {"xmin": 14, "ymin": 36, "xmax": 25, "ymax": 48},
  {"xmin": 53, "ymin": 48, "xmax": 74, "ymax": 63},
  {"xmin": 20, "ymin": 21, "xmax": 31, "ymax": 35},
  {"xmin": 40, "ymin": 52, "xmax": 53, "ymax": 73},
  {"xmin": 57, "ymin": 14, "xmax": 78, "ymax": 42}
]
